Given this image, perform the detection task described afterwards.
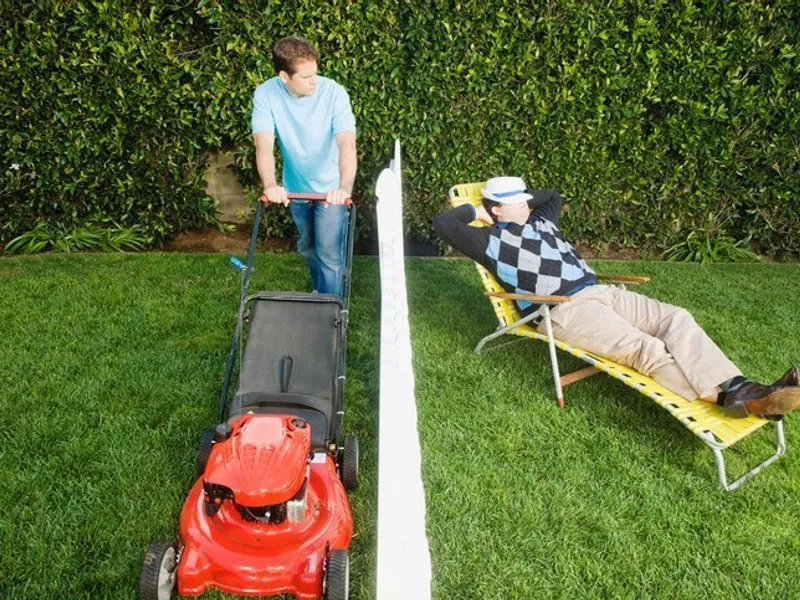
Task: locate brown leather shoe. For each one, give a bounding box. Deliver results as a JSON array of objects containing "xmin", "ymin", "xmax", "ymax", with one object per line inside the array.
[
  {"xmin": 723, "ymin": 381, "xmax": 800, "ymax": 418},
  {"xmin": 773, "ymin": 366, "xmax": 799, "ymax": 388}
]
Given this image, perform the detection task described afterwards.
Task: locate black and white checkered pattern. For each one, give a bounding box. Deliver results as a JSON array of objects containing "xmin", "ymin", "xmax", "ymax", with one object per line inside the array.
[{"xmin": 486, "ymin": 218, "xmax": 596, "ymax": 313}]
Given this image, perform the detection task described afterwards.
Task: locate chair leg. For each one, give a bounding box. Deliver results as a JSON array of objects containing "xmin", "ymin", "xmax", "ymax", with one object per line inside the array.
[
  {"xmin": 707, "ymin": 421, "xmax": 786, "ymax": 492},
  {"xmin": 473, "ymin": 311, "xmax": 540, "ymax": 354},
  {"xmin": 541, "ymin": 305, "xmax": 564, "ymax": 408}
]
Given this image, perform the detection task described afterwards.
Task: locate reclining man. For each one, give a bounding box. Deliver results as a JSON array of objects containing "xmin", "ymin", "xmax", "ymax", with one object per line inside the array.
[{"xmin": 433, "ymin": 176, "xmax": 800, "ymax": 418}]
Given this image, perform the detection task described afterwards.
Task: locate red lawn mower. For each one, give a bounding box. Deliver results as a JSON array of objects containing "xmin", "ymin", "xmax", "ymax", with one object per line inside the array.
[{"xmin": 139, "ymin": 195, "xmax": 359, "ymax": 600}]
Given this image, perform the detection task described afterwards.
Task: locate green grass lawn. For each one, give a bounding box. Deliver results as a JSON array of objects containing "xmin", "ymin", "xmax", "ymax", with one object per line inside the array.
[{"xmin": 1, "ymin": 253, "xmax": 800, "ymax": 599}]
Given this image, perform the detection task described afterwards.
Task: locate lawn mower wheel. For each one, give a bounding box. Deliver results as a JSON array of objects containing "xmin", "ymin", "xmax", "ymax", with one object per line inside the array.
[
  {"xmin": 325, "ymin": 549, "xmax": 349, "ymax": 600},
  {"xmin": 138, "ymin": 540, "xmax": 177, "ymax": 600},
  {"xmin": 340, "ymin": 434, "xmax": 359, "ymax": 491}
]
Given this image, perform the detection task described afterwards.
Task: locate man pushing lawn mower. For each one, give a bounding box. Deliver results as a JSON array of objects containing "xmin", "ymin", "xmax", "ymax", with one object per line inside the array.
[
  {"xmin": 138, "ymin": 33, "xmax": 363, "ymax": 599},
  {"xmin": 253, "ymin": 36, "xmax": 357, "ymax": 298},
  {"xmin": 138, "ymin": 194, "xmax": 359, "ymax": 600}
]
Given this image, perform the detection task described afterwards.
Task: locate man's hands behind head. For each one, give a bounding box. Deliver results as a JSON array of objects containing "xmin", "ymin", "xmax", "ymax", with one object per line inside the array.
[{"xmin": 473, "ymin": 203, "xmax": 494, "ymax": 225}]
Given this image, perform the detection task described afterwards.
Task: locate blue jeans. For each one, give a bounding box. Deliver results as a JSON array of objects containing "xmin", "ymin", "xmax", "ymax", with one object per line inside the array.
[{"xmin": 289, "ymin": 201, "xmax": 347, "ymax": 296}]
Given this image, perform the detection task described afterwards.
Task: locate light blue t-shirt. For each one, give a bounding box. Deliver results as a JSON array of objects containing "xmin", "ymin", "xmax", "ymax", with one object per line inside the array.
[{"xmin": 251, "ymin": 76, "xmax": 356, "ymax": 193}]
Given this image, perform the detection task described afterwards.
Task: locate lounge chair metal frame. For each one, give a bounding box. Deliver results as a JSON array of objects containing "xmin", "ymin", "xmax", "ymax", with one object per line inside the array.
[{"xmin": 449, "ymin": 182, "xmax": 786, "ymax": 491}]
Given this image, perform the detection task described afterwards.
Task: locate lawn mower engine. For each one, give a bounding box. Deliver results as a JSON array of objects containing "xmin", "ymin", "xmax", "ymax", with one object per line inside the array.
[
  {"xmin": 174, "ymin": 414, "xmax": 353, "ymax": 599},
  {"xmin": 202, "ymin": 414, "xmax": 312, "ymax": 526}
]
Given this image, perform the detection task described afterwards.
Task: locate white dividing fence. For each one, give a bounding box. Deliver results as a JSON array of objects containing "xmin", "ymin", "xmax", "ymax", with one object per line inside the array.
[{"xmin": 375, "ymin": 141, "xmax": 432, "ymax": 600}]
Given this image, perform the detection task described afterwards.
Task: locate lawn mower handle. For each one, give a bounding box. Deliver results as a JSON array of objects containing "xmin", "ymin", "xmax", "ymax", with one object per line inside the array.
[
  {"xmin": 260, "ymin": 192, "xmax": 353, "ymax": 207},
  {"xmin": 218, "ymin": 195, "xmax": 357, "ymax": 423}
]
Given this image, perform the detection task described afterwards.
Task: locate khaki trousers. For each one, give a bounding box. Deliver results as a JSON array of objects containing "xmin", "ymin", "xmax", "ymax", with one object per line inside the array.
[{"xmin": 536, "ymin": 285, "xmax": 741, "ymax": 400}]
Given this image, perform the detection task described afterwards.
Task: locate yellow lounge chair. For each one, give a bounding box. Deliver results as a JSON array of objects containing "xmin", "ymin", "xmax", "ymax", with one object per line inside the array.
[{"xmin": 448, "ymin": 182, "xmax": 786, "ymax": 491}]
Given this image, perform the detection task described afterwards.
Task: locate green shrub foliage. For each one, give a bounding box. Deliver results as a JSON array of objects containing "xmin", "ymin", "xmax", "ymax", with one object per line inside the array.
[{"xmin": 2, "ymin": 1, "xmax": 798, "ymax": 255}]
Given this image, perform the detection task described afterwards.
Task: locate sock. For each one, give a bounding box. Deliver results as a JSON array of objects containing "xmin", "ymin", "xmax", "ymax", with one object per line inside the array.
[
  {"xmin": 717, "ymin": 376, "xmax": 751, "ymax": 405},
  {"xmin": 720, "ymin": 376, "xmax": 749, "ymax": 392}
]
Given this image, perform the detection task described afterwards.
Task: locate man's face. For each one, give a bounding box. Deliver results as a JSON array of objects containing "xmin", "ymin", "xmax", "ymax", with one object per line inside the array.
[
  {"xmin": 280, "ymin": 60, "xmax": 318, "ymax": 97},
  {"xmin": 491, "ymin": 200, "xmax": 530, "ymax": 224}
]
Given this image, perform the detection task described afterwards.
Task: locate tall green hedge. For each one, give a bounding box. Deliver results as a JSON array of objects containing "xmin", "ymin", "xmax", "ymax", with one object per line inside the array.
[{"xmin": 2, "ymin": 0, "xmax": 799, "ymax": 255}]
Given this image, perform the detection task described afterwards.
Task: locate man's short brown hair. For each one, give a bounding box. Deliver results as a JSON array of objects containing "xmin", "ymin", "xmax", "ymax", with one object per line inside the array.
[
  {"xmin": 273, "ymin": 36, "xmax": 318, "ymax": 75},
  {"xmin": 482, "ymin": 198, "xmax": 501, "ymax": 223}
]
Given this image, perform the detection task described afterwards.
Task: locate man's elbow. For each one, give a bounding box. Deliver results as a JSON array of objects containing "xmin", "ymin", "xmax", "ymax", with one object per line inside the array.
[
  {"xmin": 432, "ymin": 213, "xmax": 448, "ymax": 239},
  {"xmin": 546, "ymin": 190, "xmax": 564, "ymax": 205}
]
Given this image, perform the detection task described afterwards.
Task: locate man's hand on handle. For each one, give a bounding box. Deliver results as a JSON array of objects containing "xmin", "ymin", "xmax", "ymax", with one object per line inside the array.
[
  {"xmin": 261, "ymin": 185, "xmax": 289, "ymax": 206},
  {"xmin": 326, "ymin": 188, "xmax": 351, "ymax": 206}
]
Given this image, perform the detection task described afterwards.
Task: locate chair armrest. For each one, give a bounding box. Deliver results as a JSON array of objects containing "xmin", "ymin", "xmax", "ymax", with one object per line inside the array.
[
  {"xmin": 596, "ymin": 274, "xmax": 651, "ymax": 284},
  {"xmin": 485, "ymin": 292, "xmax": 571, "ymax": 303}
]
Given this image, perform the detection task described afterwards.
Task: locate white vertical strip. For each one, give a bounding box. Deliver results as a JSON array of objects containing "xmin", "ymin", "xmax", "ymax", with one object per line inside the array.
[
  {"xmin": 375, "ymin": 144, "xmax": 432, "ymax": 600},
  {"xmin": 390, "ymin": 139, "xmax": 402, "ymax": 186}
]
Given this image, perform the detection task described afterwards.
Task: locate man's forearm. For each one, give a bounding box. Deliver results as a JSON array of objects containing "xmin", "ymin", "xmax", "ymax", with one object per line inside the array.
[
  {"xmin": 528, "ymin": 189, "xmax": 563, "ymax": 224},
  {"xmin": 256, "ymin": 150, "xmax": 277, "ymax": 190},
  {"xmin": 337, "ymin": 135, "xmax": 357, "ymax": 194},
  {"xmin": 254, "ymin": 135, "xmax": 277, "ymax": 190},
  {"xmin": 433, "ymin": 205, "xmax": 491, "ymax": 266}
]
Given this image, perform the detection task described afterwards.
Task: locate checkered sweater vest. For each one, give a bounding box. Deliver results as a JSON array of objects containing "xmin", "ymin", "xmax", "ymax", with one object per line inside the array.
[
  {"xmin": 433, "ymin": 191, "xmax": 596, "ymax": 317},
  {"xmin": 488, "ymin": 218, "xmax": 596, "ymax": 314}
]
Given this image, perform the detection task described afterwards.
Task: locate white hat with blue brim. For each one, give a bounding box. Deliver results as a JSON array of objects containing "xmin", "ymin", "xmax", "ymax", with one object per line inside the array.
[{"xmin": 481, "ymin": 176, "xmax": 533, "ymax": 204}]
